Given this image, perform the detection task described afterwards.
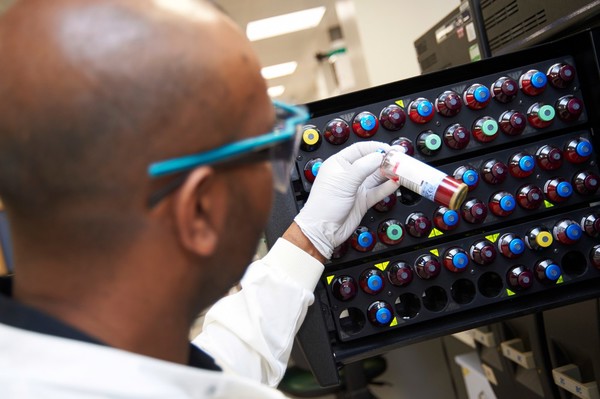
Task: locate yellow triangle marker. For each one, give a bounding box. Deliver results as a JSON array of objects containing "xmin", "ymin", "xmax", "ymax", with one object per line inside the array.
[
  {"xmin": 390, "ymin": 317, "xmax": 398, "ymax": 327},
  {"xmin": 544, "ymin": 200, "xmax": 555, "ymax": 208},
  {"xmin": 557, "ymin": 275, "xmax": 564, "ymax": 284},
  {"xmin": 485, "ymin": 233, "xmax": 500, "ymax": 243},
  {"xmin": 430, "ymin": 249, "xmax": 439, "ymax": 257},
  {"xmin": 326, "ymin": 275, "xmax": 335, "ymax": 285},
  {"xmin": 506, "ymin": 289, "xmax": 516, "ymax": 296},
  {"xmin": 395, "ymin": 99, "xmax": 405, "ymax": 108},
  {"xmin": 374, "ymin": 261, "xmax": 389, "ymax": 271},
  {"xmin": 428, "ymin": 228, "xmax": 444, "ymax": 238}
]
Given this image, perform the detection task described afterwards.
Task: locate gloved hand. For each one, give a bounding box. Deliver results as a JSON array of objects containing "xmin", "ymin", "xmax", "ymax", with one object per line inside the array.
[{"xmin": 294, "ymin": 141, "xmax": 399, "ymax": 259}]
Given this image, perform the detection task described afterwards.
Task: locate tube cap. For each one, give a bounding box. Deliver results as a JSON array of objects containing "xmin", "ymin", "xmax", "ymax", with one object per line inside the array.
[
  {"xmin": 576, "ymin": 141, "xmax": 592, "ymax": 157},
  {"xmin": 509, "ymin": 239, "xmax": 525, "ymax": 255},
  {"xmin": 535, "ymin": 231, "xmax": 553, "ymax": 248},
  {"xmin": 519, "ymin": 155, "xmax": 535, "ymax": 172},
  {"xmin": 452, "ymin": 253, "xmax": 469, "ymax": 269},
  {"xmin": 417, "ymin": 101, "xmax": 433, "ymax": 117},
  {"xmin": 358, "ymin": 232, "xmax": 374, "ymax": 248},
  {"xmin": 367, "ymin": 275, "xmax": 382, "ymax": 291},
  {"xmin": 375, "ymin": 307, "xmax": 392, "ymax": 324},
  {"xmin": 531, "ymin": 72, "xmax": 548, "ymax": 88},
  {"xmin": 302, "ymin": 129, "xmax": 320, "ymax": 145},
  {"xmin": 565, "ymin": 224, "xmax": 582, "ymax": 240},
  {"xmin": 360, "ymin": 114, "xmax": 377, "ymax": 130},
  {"xmin": 545, "ymin": 264, "xmax": 561, "ymax": 281},
  {"xmin": 538, "ymin": 105, "xmax": 556, "ymax": 122},
  {"xmin": 556, "ymin": 182, "xmax": 573, "ymax": 197},
  {"xmin": 500, "ymin": 195, "xmax": 516, "ymax": 211},
  {"xmin": 462, "ymin": 170, "xmax": 479, "ymax": 186},
  {"xmin": 442, "ymin": 210, "xmax": 459, "ymax": 226},
  {"xmin": 482, "ymin": 120, "xmax": 498, "ymax": 136},
  {"xmin": 386, "ymin": 224, "xmax": 403, "ymax": 241},
  {"xmin": 474, "ymin": 86, "xmax": 491, "ymax": 102}
]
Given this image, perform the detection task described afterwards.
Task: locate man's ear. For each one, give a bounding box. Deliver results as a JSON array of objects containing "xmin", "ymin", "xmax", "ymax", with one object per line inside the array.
[{"xmin": 172, "ymin": 166, "xmax": 228, "ymax": 257}]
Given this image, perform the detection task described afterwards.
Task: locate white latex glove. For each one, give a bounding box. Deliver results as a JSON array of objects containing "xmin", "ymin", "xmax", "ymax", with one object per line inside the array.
[{"xmin": 294, "ymin": 141, "xmax": 399, "ymax": 259}]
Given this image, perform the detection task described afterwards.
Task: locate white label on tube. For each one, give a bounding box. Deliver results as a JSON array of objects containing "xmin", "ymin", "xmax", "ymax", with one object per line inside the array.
[{"xmin": 383, "ymin": 149, "xmax": 445, "ymax": 202}]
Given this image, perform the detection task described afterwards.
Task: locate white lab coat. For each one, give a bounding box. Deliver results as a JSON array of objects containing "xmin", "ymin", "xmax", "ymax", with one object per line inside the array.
[{"xmin": 0, "ymin": 238, "xmax": 324, "ymax": 398}]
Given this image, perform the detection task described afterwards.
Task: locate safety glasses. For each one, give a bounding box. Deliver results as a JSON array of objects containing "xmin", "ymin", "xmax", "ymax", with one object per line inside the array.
[{"xmin": 147, "ymin": 100, "xmax": 309, "ymax": 207}]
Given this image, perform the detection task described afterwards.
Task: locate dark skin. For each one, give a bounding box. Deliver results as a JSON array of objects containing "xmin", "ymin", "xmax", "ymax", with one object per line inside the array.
[{"xmin": 0, "ymin": 0, "xmax": 323, "ymax": 365}]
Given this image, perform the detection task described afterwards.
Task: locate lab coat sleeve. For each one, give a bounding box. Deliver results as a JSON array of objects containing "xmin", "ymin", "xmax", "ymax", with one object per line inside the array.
[{"xmin": 191, "ymin": 238, "xmax": 324, "ymax": 387}]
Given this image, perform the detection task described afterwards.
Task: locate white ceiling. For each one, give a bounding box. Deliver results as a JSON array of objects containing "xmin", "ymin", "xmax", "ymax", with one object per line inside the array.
[{"xmin": 215, "ymin": 0, "xmax": 340, "ymax": 104}]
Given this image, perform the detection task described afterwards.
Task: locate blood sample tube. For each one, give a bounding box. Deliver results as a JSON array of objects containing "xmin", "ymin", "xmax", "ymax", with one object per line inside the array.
[
  {"xmin": 303, "ymin": 158, "xmax": 323, "ymax": 183},
  {"xmin": 463, "ymin": 83, "xmax": 491, "ymax": 110},
  {"xmin": 367, "ymin": 301, "xmax": 394, "ymax": 326},
  {"xmin": 373, "ymin": 192, "xmax": 397, "ymax": 212},
  {"xmin": 390, "ymin": 137, "xmax": 414, "ymax": 156},
  {"xmin": 331, "ymin": 276, "xmax": 357, "ymax": 301},
  {"xmin": 359, "ymin": 269, "xmax": 385, "ymax": 294},
  {"xmin": 498, "ymin": 233, "xmax": 525, "ymax": 258},
  {"xmin": 536, "ymin": 145, "xmax": 563, "ymax": 171},
  {"xmin": 519, "ymin": 69, "xmax": 547, "ymax": 96},
  {"xmin": 581, "ymin": 213, "xmax": 600, "ymax": 237},
  {"xmin": 380, "ymin": 147, "xmax": 468, "ymax": 209},
  {"xmin": 352, "ymin": 111, "xmax": 379, "ymax": 138},
  {"xmin": 507, "ymin": 265, "xmax": 534, "ymax": 291},
  {"xmin": 472, "ymin": 116, "xmax": 499, "ymax": 143},
  {"xmin": 380, "ymin": 104, "xmax": 406, "ymax": 131},
  {"xmin": 525, "ymin": 226, "xmax": 553, "ymax": 250},
  {"xmin": 573, "ymin": 171, "xmax": 599, "ymax": 195},
  {"xmin": 498, "ymin": 110, "xmax": 526, "ymax": 136},
  {"xmin": 491, "ymin": 76, "xmax": 519, "ymax": 103},
  {"xmin": 534, "ymin": 259, "xmax": 562, "ymax": 284},
  {"xmin": 433, "ymin": 206, "xmax": 460, "ymax": 231},
  {"xmin": 405, "ymin": 212, "xmax": 432, "ymax": 238},
  {"xmin": 508, "ymin": 152, "xmax": 535, "ymax": 178},
  {"xmin": 350, "ymin": 226, "xmax": 376, "ymax": 252},
  {"xmin": 591, "ymin": 245, "xmax": 600, "ymax": 269},
  {"xmin": 553, "ymin": 219, "xmax": 582, "ymax": 245},
  {"xmin": 443, "ymin": 124, "xmax": 470, "ymax": 150},
  {"xmin": 408, "ymin": 97, "xmax": 434, "ymax": 124},
  {"xmin": 527, "ymin": 102, "xmax": 555, "ymax": 129},
  {"xmin": 469, "ymin": 240, "xmax": 497, "ymax": 266},
  {"xmin": 300, "ymin": 125, "xmax": 322, "ymax": 152},
  {"xmin": 481, "ymin": 159, "xmax": 508, "ymax": 185},
  {"xmin": 555, "ymin": 95, "xmax": 583, "ymax": 122},
  {"xmin": 461, "ymin": 198, "xmax": 488, "ymax": 224},
  {"xmin": 453, "ymin": 166, "xmax": 479, "ymax": 191},
  {"xmin": 416, "ymin": 130, "xmax": 442, "ymax": 156},
  {"xmin": 324, "ymin": 118, "xmax": 350, "ymax": 145},
  {"xmin": 488, "ymin": 191, "xmax": 516, "ymax": 217},
  {"xmin": 443, "ymin": 247, "xmax": 470, "ymax": 273},
  {"xmin": 547, "ymin": 62, "xmax": 576, "ymax": 89},
  {"xmin": 387, "ymin": 261, "xmax": 413, "ymax": 287},
  {"xmin": 378, "ymin": 219, "xmax": 405, "ymax": 246},
  {"xmin": 516, "ymin": 184, "xmax": 544, "ymax": 210},
  {"xmin": 414, "ymin": 254, "xmax": 441, "ymax": 279},
  {"xmin": 435, "ymin": 90, "xmax": 462, "ymax": 117},
  {"xmin": 564, "ymin": 137, "xmax": 592, "ymax": 164},
  {"xmin": 544, "ymin": 177, "xmax": 573, "ymax": 203}
]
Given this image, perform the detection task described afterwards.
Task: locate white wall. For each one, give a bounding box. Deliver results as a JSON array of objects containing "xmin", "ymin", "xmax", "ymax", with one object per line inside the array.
[{"xmin": 351, "ymin": 0, "xmax": 460, "ymax": 86}]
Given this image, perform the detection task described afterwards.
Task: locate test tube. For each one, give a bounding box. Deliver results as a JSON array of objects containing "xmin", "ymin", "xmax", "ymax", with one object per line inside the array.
[{"xmin": 380, "ymin": 147, "xmax": 468, "ymax": 210}]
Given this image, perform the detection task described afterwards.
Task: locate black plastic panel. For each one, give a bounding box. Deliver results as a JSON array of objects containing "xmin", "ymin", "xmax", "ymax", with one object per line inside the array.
[{"xmin": 265, "ymin": 28, "xmax": 600, "ymax": 387}]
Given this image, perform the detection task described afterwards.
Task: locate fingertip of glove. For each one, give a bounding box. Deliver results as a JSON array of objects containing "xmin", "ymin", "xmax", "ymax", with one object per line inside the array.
[{"xmin": 352, "ymin": 150, "xmax": 386, "ymax": 170}]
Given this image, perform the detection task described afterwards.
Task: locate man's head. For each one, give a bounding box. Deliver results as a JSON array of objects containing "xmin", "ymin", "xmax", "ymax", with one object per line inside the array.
[{"xmin": 0, "ymin": 0, "xmax": 276, "ymax": 322}]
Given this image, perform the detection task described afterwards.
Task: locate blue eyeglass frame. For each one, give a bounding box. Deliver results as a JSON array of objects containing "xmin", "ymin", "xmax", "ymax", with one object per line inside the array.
[{"xmin": 147, "ymin": 100, "xmax": 310, "ymax": 178}]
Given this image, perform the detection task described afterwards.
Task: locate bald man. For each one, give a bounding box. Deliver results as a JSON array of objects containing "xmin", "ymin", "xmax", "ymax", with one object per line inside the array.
[{"xmin": 0, "ymin": 0, "xmax": 398, "ymax": 397}]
